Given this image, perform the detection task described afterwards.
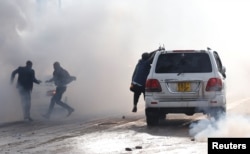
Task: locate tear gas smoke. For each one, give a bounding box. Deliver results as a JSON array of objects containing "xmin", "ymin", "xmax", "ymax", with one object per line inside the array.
[
  {"xmin": 0, "ymin": 0, "xmax": 139, "ymax": 122},
  {"xmin": 189, "ymin": 114, "xmax": 250, "ymax": 142},
  {"xmin": 1, "ymin": 1, "xmax": 250, "ymax": 141}
]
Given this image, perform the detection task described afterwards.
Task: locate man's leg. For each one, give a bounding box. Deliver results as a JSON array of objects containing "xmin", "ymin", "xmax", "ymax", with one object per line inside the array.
[
  {"xmin": 44, "ymin": 86, "xmax": 66, "ymax": 119},
  {"xmin": 25, "ymin": 91, "xmax": 32, "ymax": 120},
  {"xmin": 57, "ymin": 100, "xmax": 74, "ymax": 117},
  {"xmin": 55, "ymin": 87, "xmax": 74, "ymax": 117},
  {"xmin": 20, "ymin": 91, "xmax": 26, "ymax": 119},
  {"xmin": 132, "ymin": 85, "xmax": 141, "ymax": 112},
  {"xmin": 142, "ymin": 86, "xmax": 146, "ymax": 99},
  {"xmin": 43, "ymin": 96, "xmax": 56, "ymax": 119},
  {"xmin": 19, "ymin": 89, "xmax": 32, "ymax": 121}
]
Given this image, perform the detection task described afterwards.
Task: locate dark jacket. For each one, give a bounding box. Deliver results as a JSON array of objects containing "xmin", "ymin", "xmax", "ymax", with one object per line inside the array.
[
  {"xmin": 132, "ymin": 59, "xmax": 151, "ymax": 86},
  {"xmin": 132, "ymin": 50, "xmax": 157, "ymax": 86},
  {"xmin": 52, "ymin": 67, "xmax": 73, "ymax": 87},
  {"xmin": 11, "ymin": 66, "xmax": 40, "ymax": 91}
]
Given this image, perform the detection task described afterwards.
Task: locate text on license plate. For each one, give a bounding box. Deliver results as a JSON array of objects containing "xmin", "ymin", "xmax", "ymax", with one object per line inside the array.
[{"xmin": 177, "ymin": 82, "xmax": 191, "ymax": 92}]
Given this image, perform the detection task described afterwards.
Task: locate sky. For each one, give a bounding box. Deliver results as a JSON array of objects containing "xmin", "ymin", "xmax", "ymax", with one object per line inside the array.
[{"xmin": 1, "ymin": 0, "xmax": 250, "ymax": 123}]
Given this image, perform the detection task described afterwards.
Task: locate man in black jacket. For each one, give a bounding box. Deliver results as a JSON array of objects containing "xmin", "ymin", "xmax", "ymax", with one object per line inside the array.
[
  {"xmin": 130, "ymin": 48, "xmax": 161, "ymax": 112},
  {"xmin": 43, "ymin": 62, "xmax": 76, "ymax": 119},
  {"xmin": 11, "ymin": 60, "xmax": 41, "ymax": 122}
]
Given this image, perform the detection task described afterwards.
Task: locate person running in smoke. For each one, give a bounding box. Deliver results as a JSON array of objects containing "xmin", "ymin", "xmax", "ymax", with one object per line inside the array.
[
  {"xmin": 11, "ymin": 60, "xmax": 41, "ymax": 122},
  {"xmin": 130, "ymin": 47, "xmax": 162, "ymax": 112},
  {"xmin": 43, "ymin": 62, "xmax": 76, "ymax": 119}
]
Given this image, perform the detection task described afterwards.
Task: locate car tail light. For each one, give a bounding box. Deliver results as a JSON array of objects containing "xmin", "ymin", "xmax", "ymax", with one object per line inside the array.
[
  {"xmin": 206, "ymin": 78, "xmax": 222, "ymax": 91},
  {"xmin": 146, "ymin": 79, "xmax": 162, "ymax": 92}
]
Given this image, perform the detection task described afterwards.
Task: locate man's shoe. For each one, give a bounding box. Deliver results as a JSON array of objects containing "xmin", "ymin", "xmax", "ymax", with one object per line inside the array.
[
  {"xmin": 42, "ymin": 114, "xmax": 50, "ymax": 119},
  {"xmin": 67, "ymin": 108, "xmax": 74, "ymax": 117},
  {"xmin": 132, "ymin": 107, "xmax": 137, "ymax": 112},
  {"xmin": 24, "ymin": 117, "xmax": 33, "ymax": 122}
]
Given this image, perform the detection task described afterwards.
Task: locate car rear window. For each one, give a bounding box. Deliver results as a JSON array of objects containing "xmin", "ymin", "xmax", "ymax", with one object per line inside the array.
[{"xmin": 155, "ymin": 52, "xmax": 212, "ymax": 73}]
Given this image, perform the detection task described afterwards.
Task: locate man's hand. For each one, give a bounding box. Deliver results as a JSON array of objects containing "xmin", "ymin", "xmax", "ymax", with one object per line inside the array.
[
  {"xmin": 158, "ymin": 46, "xmax": 165, "ymax": 51},
  {"xmin": 71, "ymin": 76, "xmax": 76, "ymax": 81}
]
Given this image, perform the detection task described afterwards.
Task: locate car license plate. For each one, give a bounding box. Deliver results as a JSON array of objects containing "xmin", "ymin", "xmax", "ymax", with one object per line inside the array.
[{"xmin": 177, "ymin": 82, "xmax": 191, "ymax": 92}]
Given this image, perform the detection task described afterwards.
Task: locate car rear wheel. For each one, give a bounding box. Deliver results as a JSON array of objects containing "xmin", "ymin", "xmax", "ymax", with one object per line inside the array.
[
  {"xmin": 146, "ymin": 115, "xmax": 159, "ymax": 126},
  {"xmin": 145, "ymin": 108, "xmax": 160, "ymax": 126}
]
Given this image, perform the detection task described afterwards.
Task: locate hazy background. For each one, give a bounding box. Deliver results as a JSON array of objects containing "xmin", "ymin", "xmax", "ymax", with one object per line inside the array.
[{"xmin": 1, "ymin": 0, "xmax": 250, "ymax": 123}]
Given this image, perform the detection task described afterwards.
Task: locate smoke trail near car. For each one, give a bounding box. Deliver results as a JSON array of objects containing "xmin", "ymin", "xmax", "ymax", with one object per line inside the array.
[{"xmin": 189, "ymin": 113, "xmax": 250, "ymax": 142}]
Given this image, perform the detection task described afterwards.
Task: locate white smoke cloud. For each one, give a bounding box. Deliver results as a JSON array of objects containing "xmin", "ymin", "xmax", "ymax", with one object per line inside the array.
[
  {"xmin": 1, "ymin": 0, "xmax": 250, "ymax": 127},
  {"xmin": 0, "ymin": 0, "xmax": 144, "ymax": 122},
  {"xmin": 189, "ymin": 114, "xmax": 250, "ymax": 142}
]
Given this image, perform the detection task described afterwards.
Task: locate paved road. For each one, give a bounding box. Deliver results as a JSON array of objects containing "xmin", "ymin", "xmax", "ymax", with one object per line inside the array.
[{"xmin": 0, "ymin": 97, "xmax": 249, "ymax": 154}]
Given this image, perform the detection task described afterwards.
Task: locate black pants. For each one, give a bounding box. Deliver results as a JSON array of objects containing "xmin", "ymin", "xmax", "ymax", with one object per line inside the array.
[
  {"xmin": 46, "ymin": 86, "xmax": 72, "ymax": 116},
  {"xmin": 133, "ymin": 84, "xmax": 145, "ymax": 106}
]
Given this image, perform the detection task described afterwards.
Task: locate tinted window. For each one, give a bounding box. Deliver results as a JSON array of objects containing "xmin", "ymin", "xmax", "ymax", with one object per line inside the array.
[{"xmin": 155, "ymin": 52, "xmax": 212, "ymax": 73}]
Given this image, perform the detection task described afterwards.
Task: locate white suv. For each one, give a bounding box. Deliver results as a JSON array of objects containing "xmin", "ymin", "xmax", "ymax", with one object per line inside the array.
[{"xmin": 145, "ymin": 48, "xmax": 226, "ymax": 126}]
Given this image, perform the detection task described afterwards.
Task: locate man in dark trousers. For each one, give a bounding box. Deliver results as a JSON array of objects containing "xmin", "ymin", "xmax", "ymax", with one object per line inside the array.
[
  {"xmin": 11, "ymin": 60, "xmax": 41, "ymax": 121},
  {"xmin": 130, "ymin": 47, "xmax": 163, "ymax": 112},
  {"xmin": 43, "ymin": 62, "xmax": 76, "ymax": 119}
]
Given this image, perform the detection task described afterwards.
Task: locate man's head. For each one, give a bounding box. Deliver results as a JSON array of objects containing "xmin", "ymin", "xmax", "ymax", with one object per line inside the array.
[
  {"xmin": 53, "ymin": 61, "xmax": 61, "ymax": 70},
  {"xmin": 26, "ymin": 60, "xmax": 32, "ymax": 68},
  {"xmin": 141, "ymin": 52, "xmax": 149, "ymax": 60}
]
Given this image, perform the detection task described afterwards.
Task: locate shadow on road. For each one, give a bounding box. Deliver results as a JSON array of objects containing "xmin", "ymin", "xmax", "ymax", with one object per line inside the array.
[{"xmin": 123, "ymin": 114, "xmax": 206, "ymax": 138}]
